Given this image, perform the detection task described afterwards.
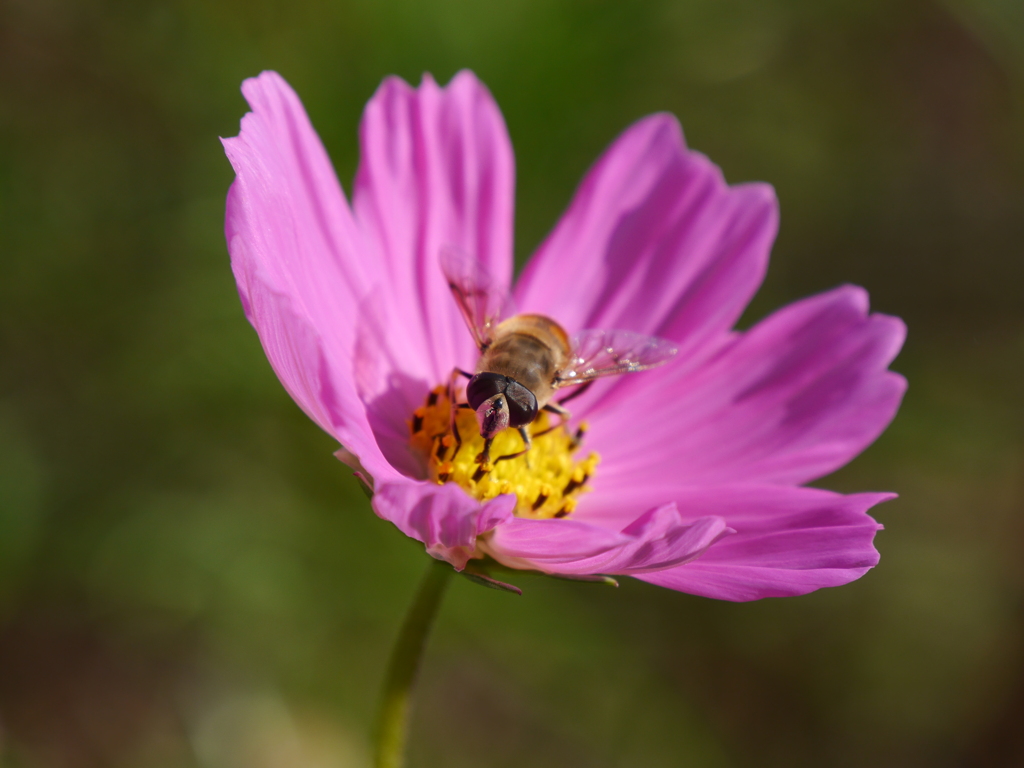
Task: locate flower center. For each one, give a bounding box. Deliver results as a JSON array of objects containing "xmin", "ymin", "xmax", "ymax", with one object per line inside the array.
[{"xmin": 409, "ymin": 385, "xmax": 600, "ymax": 519}]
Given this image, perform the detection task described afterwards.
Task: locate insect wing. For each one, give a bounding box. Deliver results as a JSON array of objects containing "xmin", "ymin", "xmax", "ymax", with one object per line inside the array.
[
  {"xmin": 439, "ymin": 246, "xmax": 514, "ymax": 350},
  {"xmin": 557, "ymin": 329, "xmax": 678, "ymax": 386}
]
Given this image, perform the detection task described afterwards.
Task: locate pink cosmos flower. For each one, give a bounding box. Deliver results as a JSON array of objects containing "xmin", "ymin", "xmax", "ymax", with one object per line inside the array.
[{"xmin": 222, "ymin": 70, "xmax": 906, "ymax": 601}]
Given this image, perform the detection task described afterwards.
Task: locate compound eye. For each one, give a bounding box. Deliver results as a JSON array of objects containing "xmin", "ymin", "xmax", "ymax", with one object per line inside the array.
[
  {"xmin": 504, "ymin": 381, "xmax": 538, "ymax": 427},
  {"xmin": 466, "ymin": 373, "xmax": 507, "ymax": 411}
]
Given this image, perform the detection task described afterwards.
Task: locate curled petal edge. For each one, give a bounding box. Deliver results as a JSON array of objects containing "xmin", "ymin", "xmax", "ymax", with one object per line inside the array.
[
  {"xmin": 370, "ymin": 476, "xmax": 516, "ymax": 570},
  {"xmin": 485, "ymin": 504, "xmax": 733, "ymax": 576}
]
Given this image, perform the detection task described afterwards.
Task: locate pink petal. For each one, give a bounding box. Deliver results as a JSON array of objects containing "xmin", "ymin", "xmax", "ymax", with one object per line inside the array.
[
  {"xmin": 223, "ymin": 72, "xmax": 381, "ymax": 361},
  {"xmin": 613, "ymin": 506, "xmax": 731, "ymax": 573},
  {"xmin": 588, "ymin": 285, "xmax": 907, "ymax": 488},
  {"xmin": 485, "ymin": 518, "xmax": 628, "ymax": 568},
  {"xmin": 353, "ymin": 70, "xmax": 516, "ymax": 382},
  {"xmin": 621, "ymin": 486, "xmax": 889, "ymax": 601},
  {"xmin": 222, "ymin": 72, "xmax": 397, "ymax": 479},
  {"xmin": 486, "ymin": 505, "xmax": 731, "ymax": 576},
  {"xmin": 373, "ymin": 479, "xmax": 515, "ymax": 569},
  {"xmin": 514, "ymin": 114, "xmax": 777, "ymax": 375},
  {"xmin": 226, "ymin": 239, "xmax": 394, "ymax": 479},
  {"xmin": 348, "ymin": 295, "xmax": 438, "ymax": 479}
]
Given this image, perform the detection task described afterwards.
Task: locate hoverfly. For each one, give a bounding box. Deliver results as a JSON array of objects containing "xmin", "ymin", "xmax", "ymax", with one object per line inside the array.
[{"xmin": 441, "ymin": 247, "xmax": 679, "ymax": 467}]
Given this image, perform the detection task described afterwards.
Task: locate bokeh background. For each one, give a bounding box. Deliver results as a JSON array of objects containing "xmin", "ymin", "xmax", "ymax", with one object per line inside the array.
[{"xmin": 2, "ymin": 0, "xmax": 1023, "ymax": 766}]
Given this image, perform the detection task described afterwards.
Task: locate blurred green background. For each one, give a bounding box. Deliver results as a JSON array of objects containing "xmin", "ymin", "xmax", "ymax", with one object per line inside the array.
[{"xmin": 2, "ymin": 0, "xmax": 1023, "ymax": 766}]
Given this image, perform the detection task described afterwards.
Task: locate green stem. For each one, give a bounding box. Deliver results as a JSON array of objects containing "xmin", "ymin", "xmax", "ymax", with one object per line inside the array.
[{"xmin": 374, "ymin": 557, "xmax": 454, "ymax": 768}]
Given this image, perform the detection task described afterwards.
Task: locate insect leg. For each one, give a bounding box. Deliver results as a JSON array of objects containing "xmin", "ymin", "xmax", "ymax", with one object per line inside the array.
[
  {"xmin": 475, "ymin": 437, "xmax": 495, "ymax": 466},
  {"xmin": 544, "ymin": 403, "xmax": 571, "ymax": 417},
  {"xmin": 531, "ymin": 402, "xmax": 570, "ymax": 438},
  {"xmin": 556, "ymin": 379, "xmax": 594, "ymax": 406},
  {"xmin": 448, "ymin": 368, "xmax": 467, "ymax": 460},
  {"xmin": 494, "ymin": 427, "xmax": 532, "ymax": 465}
]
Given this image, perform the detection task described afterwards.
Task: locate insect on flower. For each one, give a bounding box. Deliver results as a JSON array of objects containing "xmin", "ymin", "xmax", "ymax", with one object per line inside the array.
[
  {"xmin": 222, "ymin": 69, "xmax": 907, "ymax": 600},
  {"xmin": 440, "ymin": 246, "xmax": 677, "ymax": 469}
]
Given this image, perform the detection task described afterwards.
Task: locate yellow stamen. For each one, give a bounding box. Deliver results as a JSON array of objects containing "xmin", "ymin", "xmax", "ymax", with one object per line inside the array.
[{"xmin": 409, "ymin": 385, "xmax": 600, "ymax": 520}]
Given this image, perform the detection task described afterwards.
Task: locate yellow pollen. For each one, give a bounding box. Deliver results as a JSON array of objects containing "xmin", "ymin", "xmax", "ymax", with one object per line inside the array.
[{"xmin": 408, "ymin": 385, "xmax": 600, "ymax": 520}]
